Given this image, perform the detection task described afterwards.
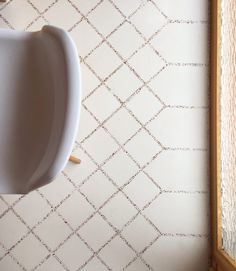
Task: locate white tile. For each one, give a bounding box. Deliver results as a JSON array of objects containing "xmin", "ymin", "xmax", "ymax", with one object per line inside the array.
[
  {"xmin": 64, "ymin": 147, "xmax": 97, "ymax": 186},
  {"xmin": 86, "ymin": 43, "xmax": 122, "ymax": 80},
  {"xmin": 57, "ymin": 192, "xmax": 94, "ymax": 229},
  {"xmin": 0, "ymin": 18, "xmax": 10, "ymax": 29},
  {"xmin": 80, "ymin": 63, "xmax": 100, "ymax": 99},
  {"xmin": 148, "ymin": 66, "xmax": 209, "ymax": 106},
  {"xmin": 108, "ymin": 22, "xmax": 143, "ymax": 59},
  {"xmin": 156, "ymin": 0, "xmax": 208, "ymax": 21},
  {"xmin": 12, "ymin": 233, "xmax": 49, "ymax": 270},
  {"xmin": 14, "ymin": 191, "xmax": 51, "ymax": 228},
  {"xmin": 0, "ymin": 199, "xmax": 8, "ymax": 216},
  {"xmin": 1, "ymin": 195, "xmax": 21, "ymax": 205},
  {"xmin": 126, "ymin": 258, "xmax": 149, "ymax": 271},
  {"xmin": 39, "ymin": 174, "xmax": 74, "ymax": 207},
  {"xmin": 127, "ymin": 87, "xmax": 163, "ymax": 123},
  {"xmin": 88, "ymin": 0, "xmax": 123, "ymax": 37},
  {"xmin": 76, "ymin": 106, "xmax": 99, "ymax": 143},
  {"xmin": 55, "ymin": 235, "xmax": 92, "ymax": 270},
  {"xmin": 123, "ymin": 172, "xmax": 160, "ymax": 208},
  {"xmin": 102, "ymin": 149, "xmax": 139, "ymax": 187},
  {"xmin": 144, "ymin": 193, "xmax": 209, "ymax": 234},
  {"xmin": 145, "ymin": 150, "xmax": 209, "ymax": 191},
  {"xmin": 1, "ymin": 0, "xmax": 38, "ymax": 30},
  {"xmin": 34, "ymin": 213, "xmax": 71, "ymax": 250},
  {"xmin": 125, "ymin": 130, "xmax": 161, "ymax": 167},
  {"xmin": 0, "ymin": 256, "xmax": 22, "ymax": 271},
  {"xmin": 130, "ymin": 1, "xmax": 166, "ymax": 38},
  {"xmin": 106, "ymin": 64, "xmax": 142, "ymax": 102},
  {"xmin": 104, "ymin": 108, "xmax": 141, "ymax": 144},
  {"xmin": 142, "ymin": 236, "xmax": 209, "ymax": 271},
  {"xmin": 80, "ymin": 170, "xmax": 117, "ymax": 208},
  {"xmin": 113, "ymin": 0, "xmax": 142, "ymax": 17},
  {"xmin": 79, "ymin": 214, "xmax": 115, "ymax": 251},
  {"xmin": 0, "ymin": 245, "xmax": 5, "ymax": 258},
  {"xmin": 71, "ymin": 20, "xmax": 102, "ymax": 57},
  {"xmin": 44, "ymin": 1, "xmax": 80, "ymax": 30},
  {"xmin": 99, "ymin": 237, "xmax": 136, "ymax": 270},
  {"xmin": 27, "ymin": 17, "xmax": 46, "ymax": 31},
  {"xmin": 101, "ymin": 192, "xmax": 137, "ymax": 230},
  {"xmin": 82, "ymin": 128, "xmax": 119, "ymax": 165},
  {"xmin": 84, "ymin": 86, "xmax": 120, "ymax": 122},
  {"xmin": 147, "ymin": 108, "xmax": 208, "ymax": 149},
  {"xmin": 0, "ymin": 211, "xmax": 27, "ymax": 249},
  {"xmin": 122, "ymin": 215, "xmax": 158, "ymax": 252},
  {"xmin": 83, "ymin": 257, "xmax": 107, "ymax": 271},
  {"xmin": 151, "ymin": 23, "xmax": 208, "ymax": 63},
  {"xmin": 30, "ymin": 0, "xmax": 55, "ymax": 12},
  {"xmin": 71, "ymin": 0, "xmax": 101, "ymax": 15},
  {"xmin": 128, "ymin": 45, "xmax": 164, "ymax": 81},
  {"xmin": 36, "ymin": 256, "xmax": 65, "ymax": 271}
]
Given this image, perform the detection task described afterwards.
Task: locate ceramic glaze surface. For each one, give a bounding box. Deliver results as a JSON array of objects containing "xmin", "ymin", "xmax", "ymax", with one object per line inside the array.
[{"xmin": 0, "ymin": 26, "xmax": 81, "ymax": 193}]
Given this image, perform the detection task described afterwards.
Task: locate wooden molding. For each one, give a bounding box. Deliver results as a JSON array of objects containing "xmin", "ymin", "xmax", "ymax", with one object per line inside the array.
[{"xmin": 211, "ymin": 0, "xmax": 236, "ymax": 270}]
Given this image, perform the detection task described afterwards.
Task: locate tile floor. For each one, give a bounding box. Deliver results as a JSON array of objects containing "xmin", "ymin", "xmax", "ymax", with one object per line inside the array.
[{"xmin": 0, "ymin": 0, "xmax": 209, "ymax": 270}]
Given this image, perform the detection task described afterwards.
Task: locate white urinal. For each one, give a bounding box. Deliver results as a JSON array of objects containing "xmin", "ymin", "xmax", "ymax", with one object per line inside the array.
[{"xmin": 0, "ymin": 25, "xmax": 81, "ymax": 194}]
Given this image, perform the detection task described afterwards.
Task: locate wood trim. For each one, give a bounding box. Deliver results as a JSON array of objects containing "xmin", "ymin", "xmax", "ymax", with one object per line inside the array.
[
  {"xmin": 211, "ymin": 0, "xmax": 236, "ymax": 270},
  {"xmin": 210, "ymin": 0, "xmax": 222, "ymax": 256}
]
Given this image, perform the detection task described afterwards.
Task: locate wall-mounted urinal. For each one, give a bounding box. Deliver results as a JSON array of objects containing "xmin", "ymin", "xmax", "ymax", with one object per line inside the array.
[{"xmin": 0, "ymin": 25, "xmax": 81, "ymax": 194}]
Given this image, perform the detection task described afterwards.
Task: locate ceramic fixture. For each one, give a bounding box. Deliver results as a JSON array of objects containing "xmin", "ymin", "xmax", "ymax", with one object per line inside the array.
[{"xmin": 0, "ymin": 25, "xmax": 81, "ymax": 194}]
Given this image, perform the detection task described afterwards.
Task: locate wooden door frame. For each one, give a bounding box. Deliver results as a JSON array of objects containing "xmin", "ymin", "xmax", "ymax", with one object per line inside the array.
[{"xmin": 210, "ymin": 0, "xmax": 236, "ymax": 270}]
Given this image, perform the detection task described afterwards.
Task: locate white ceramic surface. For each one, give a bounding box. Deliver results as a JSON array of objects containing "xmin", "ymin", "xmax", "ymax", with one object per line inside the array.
[{"xmin": 0, "ymin": 25, "xmax": 81, "ymax": 193}]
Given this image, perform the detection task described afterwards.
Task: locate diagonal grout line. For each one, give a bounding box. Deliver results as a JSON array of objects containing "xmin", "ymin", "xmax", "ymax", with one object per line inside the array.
[
  {"xmin": 0, "ymin": 241, "xmax": 26, "ymax": 271},
  {"xmin": 68, "ymin": 0, "xmax": 104, "ymax": 33},
  {"xmin": 24, "ymin": 0, "xmax": 59, "ymax": 30},
  {"xmin": 0, "ymin": 13, "xmax": 14, "ymax": 29},
  {"xmin": 35, "ymin": 190, "xmax": 112, "ymax": 271},
  {"xmin": 0, "ymin": 0, "xmax": 13, "ymax": 11},
  {"xmin": 0, "ymin": 195, "xmax": 82, "ymax": 271},
  {"xmin": 60, "ymin": 172, "xmax": 157, "ymax": 271},
  {"xmin": 0, "ymin": 195, "xmax": 25, "ymax": 219},
  {"xmin": 26, "ymin": 0, "xmax": 49, "ymax": 24}
]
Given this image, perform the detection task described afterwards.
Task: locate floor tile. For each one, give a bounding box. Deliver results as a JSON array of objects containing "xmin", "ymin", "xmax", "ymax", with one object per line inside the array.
[
  {"xmin": 122, "ymin": 215, "xmax": 158, "ymax": 252},
  {"xmin": 123, "ymin": 172, "xmax": 160, "ymax": 208},
  {"xmin": 145, "ymin": 150, "xmax": 209, "ymax": 191},
  {"xmin": 55, "ymin": 235, "xmax": 92, "ymax": 270},
  {"xmin": 151, "ymin": 23, "xmax": 208, "ymax": 63},
  {"xmin": 144, "ymin": 193, "xmax": 209, "ymax": 234},
  {"xmin": 130, "ymin": 1, "xmax": 167, "ymax": 38},
  {"xmin": 124, "ymin": 129, "xmax": 161, "ymax": 167},
  {"xmin": 102, "ymin": 149, "xmax": 139, "ymax": 187},
  {"xmin": 104, "ymin": 108, "xmax": 141, "ymax": 144},
  {"xmin": 99, "ymin": 237, "xmax": 136, "ymax": 270},
  {"xmin": 142, "ymin": 236, "xmax": 209, "ymax": 271},
  {"xmin": 147, "ymin": 108, "xmax": 208, "ymax": 149},
  {"xmin": 12, "ymin": 233, "xmax": 49, "ymax": 270},
  {"xmin": 57, "ymin": 192, "xmax": 94, "ymax": 229},
  {"xmin": 148, "ymin": 66, "xmax": 209, "ymax": 106},
  {"xmin": 128, "ymin": 45, "xmax": 165, "ymax": 81},
  {"xmin": 80, "ymin": 170, "xmax": 117, "ymax": 208},
  {"xmin": 79, "ymin": 214, "xmax": 115, "ymax": 251},
  {"xmin": 101, "ymin": 192, "xmax": 137, "ymax": 230},
  {"xmin": 87, "ymin": 0, "xmax": 123, "ymax": 37}
]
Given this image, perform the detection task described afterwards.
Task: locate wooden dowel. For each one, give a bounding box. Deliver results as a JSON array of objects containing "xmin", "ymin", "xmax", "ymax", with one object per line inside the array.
[{"xmin": 69, "ymin": 156, "xmax": 81, "ymax": 164}]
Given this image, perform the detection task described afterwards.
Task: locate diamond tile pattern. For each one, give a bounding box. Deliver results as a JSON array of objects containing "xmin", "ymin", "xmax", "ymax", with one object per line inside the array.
[{"xmin": 0, "ymin": 1, "xmax": 209, "ymax": 270}]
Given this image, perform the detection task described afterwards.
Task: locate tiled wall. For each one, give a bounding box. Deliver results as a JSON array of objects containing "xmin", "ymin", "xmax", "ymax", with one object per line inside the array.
[{"xmin": 0, "ymin": 1, "xmax": 209, "ymax": 270}]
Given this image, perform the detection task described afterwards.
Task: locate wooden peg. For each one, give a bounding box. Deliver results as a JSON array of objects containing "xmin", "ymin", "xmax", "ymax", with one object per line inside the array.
[{"xmin": 69, "ymin": 156, "xmax": 81, "ymax": 164}]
